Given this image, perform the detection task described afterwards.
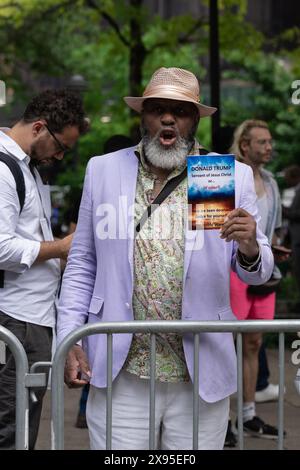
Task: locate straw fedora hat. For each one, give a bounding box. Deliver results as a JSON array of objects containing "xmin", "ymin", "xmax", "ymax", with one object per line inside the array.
[{"xmin": 124, "ymin": 67, "xmax": 217, "ymax": 117}]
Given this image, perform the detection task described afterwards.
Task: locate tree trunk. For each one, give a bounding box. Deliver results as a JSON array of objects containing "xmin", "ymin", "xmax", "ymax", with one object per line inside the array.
[{"xmin": 129, "ymin": 0, "xmax": 147, "ymax": 141}]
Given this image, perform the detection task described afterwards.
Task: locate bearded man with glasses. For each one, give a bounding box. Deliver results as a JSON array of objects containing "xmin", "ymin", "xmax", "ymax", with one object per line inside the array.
[{"xmin": 0, "ymin": 88, "xmax": 88, "ymax": 449}]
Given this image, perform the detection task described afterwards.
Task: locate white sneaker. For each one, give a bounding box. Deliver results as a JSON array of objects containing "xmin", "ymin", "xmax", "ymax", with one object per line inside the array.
[{"xmin": 255, "ymin": 383, "xmax": 285, "ymax": 403}]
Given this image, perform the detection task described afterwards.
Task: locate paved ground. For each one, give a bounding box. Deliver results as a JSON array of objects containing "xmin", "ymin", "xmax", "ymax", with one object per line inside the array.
[{"xmin": 35, "ymin": 348, "xmax": 300, "ymax": 450}]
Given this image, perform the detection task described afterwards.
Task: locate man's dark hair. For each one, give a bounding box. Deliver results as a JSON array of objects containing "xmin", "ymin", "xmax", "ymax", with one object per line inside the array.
[
  {"xmin": 103, "ymin": 134, "xmax": 134, "ymax": 154},
  {"xmin": 22, "ymin": 88, "xmax": 88, "ymax": 134}
]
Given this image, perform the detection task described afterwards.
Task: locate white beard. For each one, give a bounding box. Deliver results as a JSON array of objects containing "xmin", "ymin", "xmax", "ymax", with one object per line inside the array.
[{"xmin": 143, "ymin": 132, "xmax": 192, "ymax": 170}]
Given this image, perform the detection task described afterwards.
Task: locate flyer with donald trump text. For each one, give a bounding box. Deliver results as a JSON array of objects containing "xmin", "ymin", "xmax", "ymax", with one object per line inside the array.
[{"xmin": 187, "ymin": 154, "xmax": 235, "ymax": 230}]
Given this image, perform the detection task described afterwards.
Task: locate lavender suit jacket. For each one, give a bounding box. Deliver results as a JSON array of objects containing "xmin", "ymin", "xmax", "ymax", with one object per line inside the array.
[{"xmin": 57, "ymin": 147, "xmax": 274, "ymax": 402}]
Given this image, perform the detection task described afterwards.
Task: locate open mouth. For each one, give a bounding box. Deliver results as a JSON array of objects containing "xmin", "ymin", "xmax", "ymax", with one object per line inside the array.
[{"xmin": 159, "ymin": 129, "xmax": 177, "ymax": 147}]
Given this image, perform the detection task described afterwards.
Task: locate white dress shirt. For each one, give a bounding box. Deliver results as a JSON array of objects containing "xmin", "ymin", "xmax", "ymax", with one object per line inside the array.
[{"xmin": 0, "ymin": 130, "xmax": 60, "ymax": 326}]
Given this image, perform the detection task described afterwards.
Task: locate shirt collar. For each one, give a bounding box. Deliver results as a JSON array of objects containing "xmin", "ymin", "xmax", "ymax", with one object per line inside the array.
[
  {"xmin": 0, "ymin": 129, "xmax": 30, "ymax": 165},
  {"xmin": 134, "ymin": 139, "xmax": 150, "ymax": 171}
]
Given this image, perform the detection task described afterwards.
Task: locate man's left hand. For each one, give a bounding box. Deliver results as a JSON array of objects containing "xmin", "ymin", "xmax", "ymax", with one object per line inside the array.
[{"xmin": 220, "ymin": 208, "xmax": 259, "ymax": 260}]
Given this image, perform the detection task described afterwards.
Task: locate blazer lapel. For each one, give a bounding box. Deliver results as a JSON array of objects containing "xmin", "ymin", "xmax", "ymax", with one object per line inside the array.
[{"xmin": 119, "ymin": 148, "xmax": 139, "ymax": 280}]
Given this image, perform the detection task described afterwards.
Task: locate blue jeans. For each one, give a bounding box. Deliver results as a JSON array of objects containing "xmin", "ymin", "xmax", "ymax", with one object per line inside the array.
[
  {"xmin": 79, "ymin": 383, "xmax": 90, "ymax": 415},
  {"xmin": 256, "ymin": 342, "xmax": 270, "ymax": 392}
]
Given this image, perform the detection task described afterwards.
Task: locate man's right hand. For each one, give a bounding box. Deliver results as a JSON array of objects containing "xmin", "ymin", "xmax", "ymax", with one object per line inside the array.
[{"xmin": 64, "ymin": 344, "xmax": 91, "ymax": 388}]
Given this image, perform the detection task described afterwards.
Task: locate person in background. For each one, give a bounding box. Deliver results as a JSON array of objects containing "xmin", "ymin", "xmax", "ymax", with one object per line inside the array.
[
  {"xmin": 230, "ymin": 119, "xmax": 289, "ymax": 440},
  {"xmin": 283, "ymin": 165, "xmax": 300, "ymax": 294},
  {"xmin": 0, "ymin": 89, "xmax": 88, "ymax": 449}
]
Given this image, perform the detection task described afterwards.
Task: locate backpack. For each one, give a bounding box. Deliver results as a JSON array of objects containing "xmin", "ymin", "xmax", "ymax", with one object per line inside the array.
[{"xmin": 0, "ymin": 152, "xmax": 25, "ymax": 287}]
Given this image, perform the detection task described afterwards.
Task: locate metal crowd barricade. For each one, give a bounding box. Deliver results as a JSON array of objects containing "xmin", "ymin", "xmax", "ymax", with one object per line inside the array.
[
  {"xmin": 51, "ymin": 319, "xmax": 300, "ymax": 451},
  {"xmin": 0, "ymin": 325, "xmax": 29, "ymax": 450},
  {"xmin": 0, "ymin": 327, "xmax": 49, "ymax": 450}
]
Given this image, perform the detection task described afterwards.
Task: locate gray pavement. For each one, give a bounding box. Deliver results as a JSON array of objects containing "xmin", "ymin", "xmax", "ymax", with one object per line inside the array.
[{"xmin": 35, "ymin": 348, "xmax": 300, "ymax": 450}]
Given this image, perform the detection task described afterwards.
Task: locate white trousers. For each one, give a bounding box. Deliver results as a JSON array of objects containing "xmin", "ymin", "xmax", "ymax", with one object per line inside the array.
[{"xmin": 86, "ymin": 370, "xmax": 229, "ymax": 450}]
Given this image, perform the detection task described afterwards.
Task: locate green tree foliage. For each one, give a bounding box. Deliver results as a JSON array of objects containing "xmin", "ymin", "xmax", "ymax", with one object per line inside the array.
[{"xmin": 222, "ymin": 50, "xmax": 300, "ymax": 171}]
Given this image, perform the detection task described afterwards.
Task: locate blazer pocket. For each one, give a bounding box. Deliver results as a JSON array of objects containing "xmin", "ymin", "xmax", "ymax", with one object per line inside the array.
[
  {"xmin": 217, "ymin": 307, "xmax": 236, "ymax": 321},
  {"xmin": 88, "ymin": 296, "xmax": 104, "ymax": 316}
]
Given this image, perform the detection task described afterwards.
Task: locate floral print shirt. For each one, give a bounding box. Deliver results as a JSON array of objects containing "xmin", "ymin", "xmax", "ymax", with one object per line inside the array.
[{"xmin": 124, "ymin": 140, "xmax": 201, "ymax": 382}]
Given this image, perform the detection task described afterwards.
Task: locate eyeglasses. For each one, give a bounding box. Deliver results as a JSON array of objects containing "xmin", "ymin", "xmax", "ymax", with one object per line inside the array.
[
  {"xmin": 45, "ymin": 124, "xmax": 70, "ymax": 153},
  {"xmin": 253, "ymin": 139, "xmax": 273, "ymax": 147}
]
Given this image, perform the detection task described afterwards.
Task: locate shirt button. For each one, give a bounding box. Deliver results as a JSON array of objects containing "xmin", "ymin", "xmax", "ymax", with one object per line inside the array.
[{"xmin": 125, "ymin": 302, "xmax": 130, "ymax": 309}]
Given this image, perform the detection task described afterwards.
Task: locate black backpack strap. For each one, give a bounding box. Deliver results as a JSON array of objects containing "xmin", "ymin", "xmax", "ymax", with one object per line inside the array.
[
  {"xmin": 0, "ymin": 152, "xmax": 25, "ymax": 212},
  {"xmin": 135, "ymin": 148, "xmax": 209, "ymax": 234},
  {"xmin": 0, "ymin": 152, "xmax": 26, "ymax": 288}
]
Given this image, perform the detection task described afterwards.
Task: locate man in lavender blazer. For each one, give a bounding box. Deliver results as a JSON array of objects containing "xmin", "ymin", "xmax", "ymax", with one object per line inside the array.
[{"xmin": 57, "ymin": 67, "xmax": 273, "ymax": 450}]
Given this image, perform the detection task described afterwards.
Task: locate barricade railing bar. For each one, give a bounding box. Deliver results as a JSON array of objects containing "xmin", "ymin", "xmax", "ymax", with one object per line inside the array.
[
  {"xmin": 29, "ymin": 362, "xmax": 51, "ymax": 403},
  {"xmin": 51, "ymin": 319, "xmax": 300, "ymax": 451},
  {"xmin": 0, "ymin": 325, "xmax": 29, "ymax": 450}
]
